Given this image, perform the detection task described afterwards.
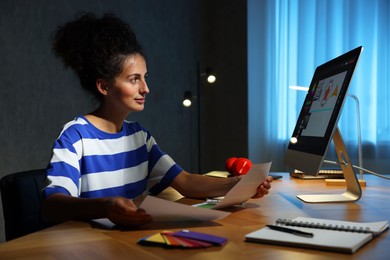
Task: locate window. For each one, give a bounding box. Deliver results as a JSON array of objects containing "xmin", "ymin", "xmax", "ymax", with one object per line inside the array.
[{"xmin": 248, "ymin": 0, "xmax": 390, "ymax": 173}]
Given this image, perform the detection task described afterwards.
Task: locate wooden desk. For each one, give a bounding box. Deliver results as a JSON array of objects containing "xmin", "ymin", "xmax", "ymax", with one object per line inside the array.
[{"xmin": 1, "ymin": 173, "xmax": 389, "ymax": 259}]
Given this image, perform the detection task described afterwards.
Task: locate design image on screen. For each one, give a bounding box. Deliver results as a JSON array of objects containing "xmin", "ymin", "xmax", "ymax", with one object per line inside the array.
[{"xmin": 299, "ymin": 71, "xmax": 347, "ymax": 138}]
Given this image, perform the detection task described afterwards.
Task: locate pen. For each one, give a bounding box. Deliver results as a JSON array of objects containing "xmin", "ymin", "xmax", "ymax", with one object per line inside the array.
[{"xmin": 266, "ymin": 225, "xmax": 314, "ymax": 238}]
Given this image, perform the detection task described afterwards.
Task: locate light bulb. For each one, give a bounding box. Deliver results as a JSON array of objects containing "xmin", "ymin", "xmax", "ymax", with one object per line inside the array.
[
  {"xmin": 183, "ymin": 99, "xmax": 192, "ymax": 107},
  {"xmin": 207, "ymin": 75, "xmax": 216, "ymax": 84}
]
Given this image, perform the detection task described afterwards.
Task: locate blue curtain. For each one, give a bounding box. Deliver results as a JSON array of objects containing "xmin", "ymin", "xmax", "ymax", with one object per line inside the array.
[{"xmin": 248, "ymin": 0, "xmax": 390, "ymax": 173}]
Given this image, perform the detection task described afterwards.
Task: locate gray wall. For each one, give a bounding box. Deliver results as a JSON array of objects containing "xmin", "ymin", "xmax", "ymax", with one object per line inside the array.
[
  {"xmin": 0, "ymin": 0, "xmax": 201, "ymax": 175},
  {"xmin": 199, "ymin": 1, "xmax": 248, "ymax": 172},
  {"xmin": 0, "ymin": 0, "xmax": 248, "ymax": 241}
]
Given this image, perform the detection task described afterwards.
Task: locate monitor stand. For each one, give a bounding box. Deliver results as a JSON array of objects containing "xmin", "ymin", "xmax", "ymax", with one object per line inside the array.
[{"xmin": 297, "ymin": 127, "xmax": 362, "ymax": 203}]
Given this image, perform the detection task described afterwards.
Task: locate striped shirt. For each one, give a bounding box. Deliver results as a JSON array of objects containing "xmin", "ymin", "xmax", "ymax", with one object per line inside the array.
[{"xmin": 44, "ymin": 116, "xmax": 183, "ymax": 199}]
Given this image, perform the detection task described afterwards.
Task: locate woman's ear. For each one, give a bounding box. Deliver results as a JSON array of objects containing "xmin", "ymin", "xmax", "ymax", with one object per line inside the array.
[{"xmin": 96, "ymin": 79, "xmax": 109, "ymax": 95}]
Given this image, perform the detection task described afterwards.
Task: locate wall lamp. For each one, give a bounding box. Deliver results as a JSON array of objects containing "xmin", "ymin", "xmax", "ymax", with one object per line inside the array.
[
  {"xmin": 182, "ymin": 64, "xmax": 217, "ymax": 173},
  {"xmin": 182, "ymin": 91, "xmax": 192, "ymax": 107},
  {"xmin": 201, "ymin": 68, "xmax": 216, "ymax": 84},
  {"xmin": 182, "ymin": 67, "xmax": 216, "ymax": 107}
]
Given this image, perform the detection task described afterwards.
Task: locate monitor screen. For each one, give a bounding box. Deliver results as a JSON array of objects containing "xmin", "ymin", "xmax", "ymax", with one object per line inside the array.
[{"xmin": 284, "ymin": 46, "xmax": 363, "ymax": 175}]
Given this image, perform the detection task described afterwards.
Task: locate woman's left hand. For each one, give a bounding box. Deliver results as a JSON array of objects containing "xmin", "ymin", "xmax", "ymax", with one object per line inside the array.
[{"xmin": 252, "ymin": 176, "xmax": 273, "ymax": 198}]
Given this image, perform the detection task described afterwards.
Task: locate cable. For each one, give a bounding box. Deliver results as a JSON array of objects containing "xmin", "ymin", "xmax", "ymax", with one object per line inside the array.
[{"xmin": 323, "ymin": 160, "xmax": 390, "ymax": 180}]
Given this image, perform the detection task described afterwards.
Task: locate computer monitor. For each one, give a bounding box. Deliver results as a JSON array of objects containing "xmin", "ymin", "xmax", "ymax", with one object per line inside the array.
[{"xmin": 284, "ymin": 46, "xmax": 363, "ymax": 203}]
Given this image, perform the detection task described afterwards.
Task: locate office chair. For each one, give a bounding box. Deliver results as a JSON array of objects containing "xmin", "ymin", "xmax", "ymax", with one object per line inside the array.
[{"xmin": 0, "ymin": 169, "xmax": 52, "ymax": 241}]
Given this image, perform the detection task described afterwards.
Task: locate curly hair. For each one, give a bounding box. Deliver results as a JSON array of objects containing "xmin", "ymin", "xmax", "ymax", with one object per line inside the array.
[{"xmin": 52, "ymin": 12, "xmax": 144, "ymax": 100}]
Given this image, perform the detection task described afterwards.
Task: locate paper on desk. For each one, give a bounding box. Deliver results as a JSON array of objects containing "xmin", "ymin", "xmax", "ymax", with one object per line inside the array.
[
  {"xmin": 210, "ymin": 162, "xmax": 272, "ymax": 209},
  {"xmin": 139, "ymin": 195, "xmax": 230, "ymax": 222},
  {"xmin": 139, "ymin": 162, "xmax": 271, "ymax": 221}
]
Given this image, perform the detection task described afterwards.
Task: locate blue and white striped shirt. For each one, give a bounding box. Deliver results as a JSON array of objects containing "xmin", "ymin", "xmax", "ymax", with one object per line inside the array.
[{"xmin": 44, "ymin": 116, "xmax": 183, "ymax": 199}]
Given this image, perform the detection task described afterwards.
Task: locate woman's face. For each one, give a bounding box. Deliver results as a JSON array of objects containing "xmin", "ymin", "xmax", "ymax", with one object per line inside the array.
[{"xmin": 106, "ymin": 53, "xmax": 149, "ymax": 113}]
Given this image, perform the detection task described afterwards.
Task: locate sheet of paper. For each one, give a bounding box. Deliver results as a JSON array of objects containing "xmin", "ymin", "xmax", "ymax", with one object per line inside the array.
[
  {"xmin": 139, "ymin": 195, "xmax": 230, "ymax": 222},
  {"xmin": 211, "ymin": 162, "xmax": 271, "ymax": 209},
  {"xmin": 95, "ymin": 162, "xmax": 270, "ymax": 225}
]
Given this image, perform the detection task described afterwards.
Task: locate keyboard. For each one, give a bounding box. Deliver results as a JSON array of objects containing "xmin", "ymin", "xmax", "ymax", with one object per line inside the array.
[{"xmin": 290, "ymin": 169, "xmax": 344, "ymax": 179}]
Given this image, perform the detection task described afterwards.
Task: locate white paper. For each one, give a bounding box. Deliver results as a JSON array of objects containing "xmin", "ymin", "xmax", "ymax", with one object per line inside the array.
[
  {"xmin": 211, "ymin": 162, "xmax": 272, "ymax": 209},
  {"xmin": 139, "ymin": 195, "xmax": 230, "ymax": 222},
  {"xmin": 138, "ymin": 162, "xmax": 271, "ymax": 221}
]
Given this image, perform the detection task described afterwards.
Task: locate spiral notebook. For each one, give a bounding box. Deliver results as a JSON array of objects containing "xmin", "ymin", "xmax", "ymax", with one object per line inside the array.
[{"xmin": 245, "ymin": 217, "xmax": 388, "ymax": 254}]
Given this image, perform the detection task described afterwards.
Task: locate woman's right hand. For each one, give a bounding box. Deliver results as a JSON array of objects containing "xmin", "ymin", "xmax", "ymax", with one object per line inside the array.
[{"xmin": 106, "ymin": 196, "xmax": 152, "ymax": 227}]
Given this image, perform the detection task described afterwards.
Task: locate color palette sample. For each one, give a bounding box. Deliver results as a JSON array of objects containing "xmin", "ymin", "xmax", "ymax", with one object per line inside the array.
[{"xmin": 138, "ymin": 230, "xmax": 227, "ymax": 248}]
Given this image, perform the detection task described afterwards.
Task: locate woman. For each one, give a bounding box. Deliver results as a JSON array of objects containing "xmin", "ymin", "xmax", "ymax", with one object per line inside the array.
[{"xmin": 42, "ymin": 12, "xmax": 272, "ymax": 227}]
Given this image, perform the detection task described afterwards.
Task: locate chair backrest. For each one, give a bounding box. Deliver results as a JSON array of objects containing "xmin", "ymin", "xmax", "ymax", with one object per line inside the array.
[{"xmin": 0, "ymin": 169, "xmax": 52, "ymax": 241}]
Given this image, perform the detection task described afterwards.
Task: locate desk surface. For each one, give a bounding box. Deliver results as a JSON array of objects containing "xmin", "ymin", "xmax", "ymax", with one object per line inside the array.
[{"xmin": 1, "ymin": 173, "xmax": 390, "ymax": 259}]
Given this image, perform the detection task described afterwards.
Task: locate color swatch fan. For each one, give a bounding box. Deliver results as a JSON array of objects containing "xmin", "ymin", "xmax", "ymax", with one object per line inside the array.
[{"xmin": 138, "ymin": 230, "xmax": 227, "ymax": 248}]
